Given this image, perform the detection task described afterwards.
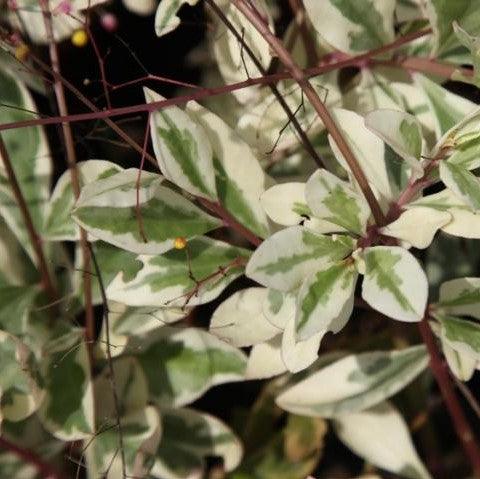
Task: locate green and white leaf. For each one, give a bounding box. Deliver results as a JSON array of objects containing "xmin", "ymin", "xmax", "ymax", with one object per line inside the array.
[
  {"xmin": 452, "ymin": 22, "xmax": 480, "ymax": 87},
  {"xmin": 38, "ymin": 330, "xmax": 94, "ymax": 440},
  {"xmin": 438, "ymin": 314, "xmax": 480, "ymax": 360},
  {"xmin": 43, "ymin": 160, "xmax": 122, "ymax": 241},
  {"xmin": 263, "ymin": 289, "xmax": 296, "ymax": 330},
  {"xmin": 154, "ymin": 0, "xmax": 200, "ymax": 37},
  {"xmin": 439, "ymin": 277, "xmax": 480, "ymax": 319},
  {"xmin": 296, "ymin": 261, "xmax": 357, "ymax": 341},
  {"xmin": 414, "ymin": 73, "xmax": 477, "ymax": 138},
  {"xmin": 305, "ymin": 169, "xmax": 370, "ymax": 235},
  {"xmin": 151, "ymin": 407, "xmax": 242, "ymax": 479},
  {"xmin": 246, "ymin": 226, "xmax": 355, "ymax": 292},
  {"xmin": 0, "ymin": 285, "xmax": 38, "ymax": 337},
  {"xmin": 187, "ymin": 102, "xmax": 270, "ymax": 238},
  {"xmin": 361, "ymin": 246, "xmax": 428, "ymax": 322},
  {"xmin": 72, "ymin": 169, "xmax": 221, "ymax": 255},
  {"xmin": 333, "ymin": 402, "xmax": 432, "ymax": 479},
  {"xmin": 440, "ymin": 161, "xmax": 480, "ymax": 210},
  {"xmin": 303, "ymin": 0, "xmax": 396, "ymax": 54},
  {"xmin": 210, "ymin": 287, "xmax": 281, "ymax": 348},
  {"xmin": 123, "ymin": 0, "xmax": 157, "ymax": 15},
  {"xmin": 146, "ymin": 88, "xmax": 217, "ymax": 199},
  {"xmin": 128, "ymin": 327, "xmax": 247, "ymax": 407},
  {"xmin": 364, "ymin": 109, "xmax": 424, "ymax": 177},
  {"xmin": 282, "ymin": 317, "xmax": 325, "ymax": 374},
  {"xmin": 0, "ymin": 69, "xmax": 52, "ymax": 262},
  {"xmin": 380, "ymin": 207, "xmax": 451, "ymax": 249},
  {"xmin": 107, "ymin": 237, "xmax": 249, "ymax": 307},
  {"xmin": 276, "ymin": 345, "xmax": 428, "ymax": 418},
  {"xmin": 246, "ymin": 336, "xmax": 288, "ymax": 380},
  {"xmin": 260, "ymin": 183, "xmax": 309, "ymax": 226},
  {"xmin": 0, "ymin": 330, "xmax": 44, "ymax": 423}
]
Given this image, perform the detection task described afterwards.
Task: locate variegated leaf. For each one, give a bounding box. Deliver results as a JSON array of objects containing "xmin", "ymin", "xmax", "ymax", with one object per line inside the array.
[
  {"xmin": 210, "ymin": 287, "xmax": 281, "ymax": 348},
  {"xmin": 303, "ymin": 0, "xmax": 396, "ymax": 54},
  {"xmin": 128, "ymin": 327, "xmax": 247, "ymax": 407},
  {"xmin": 0, "ymin": 285, "xmax": 38, "ymax": 336},
  {"xmin": 440, "ymin": 161, "xmax": 480, "ymax": 210},
  {"xmin": 38, "ymin": 330, "xmax": 94, "ymax": 440},
  {"xmin": 107, "ymin": 237, "xmax": 249, "ymax": 307},
  {"xmin": 72, "ymin": 169, "xmax": 221, "ymax": 255},
  {"xmin": 246, "ymin": 336, "xmax": 288, "ymax": 380},
  {"xmin": 361, "ymin": 246, "xmax": 428, "ymax": 322},
  {"xmin": 380, "ymin": 207, "xmax": 451, "ymax": 249},
  {"xmin": 453, "ymin": 22, "xmax": 480, "ymax": 87},
  {"xmin": 305, "ymin": 169, "xmax": 370, "ymax": 235},
  {"xmin": 438, "ymin": 314, "xmax": 480, "ymax": 359},
  {"xmin": 365, "ymin": 109, "xmax": 424, "ymax": 176},
  {"xmin": 263, "ymin": 289, "xmax": 296, "ymax": 330},
  {"xmin": 0, "ymin": 330, "xmax": 44, "ymax": 423},
  {"xmin": 246, "ymin": 226, "xmax": 355, "ymax": 292},
  {"xmin": 296, "ymin": 261, "xmax": 357, "ymax": 341},
  {"xmin": 43, "ymin": 160, "xmax": 122, "ymax": 241},
  {"xmin": 151, "ymin": 407, "xmax": 242, "ymax": 479},
  {"xmin": 276, "ymin": 345, "xmax": 428, "ymax": 418},
  {"xmin": 155, "ymin": 0, "xmax": 200, "ymax": 37},
  {"xmin": 146, "ymin": 88, "xmax": 217, "ymax": 200},
  {"xmin": 260, "ymin": 183, "xmax": 309, "ymax": 226},
  {"xmin": 186, "ymin": 102, "xmax": 270, "ymax": 238},
  {"xmin": 439, "ymin": 277, "xmax": 480, "ymax": 319},
  {"xmin": 333, "ymin": 402, "xmax": 432, "ymax": 479}
]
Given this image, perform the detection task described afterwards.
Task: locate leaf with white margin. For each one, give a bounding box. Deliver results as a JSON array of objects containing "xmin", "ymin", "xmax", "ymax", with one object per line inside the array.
[
  {"xmin": 151, "ymin": 407, "xmax": 242, "ymax": 479},
  {"xmin": 380, "ymin": 207, "xmax": 451, "ymax": 249},
  {"xmin": 146, "ymin": 88, "xmax": 217, "ymax": 200},
  {"xmin": 128, "ymin": 327, "xmax": 247, "ymax": 407},
  {"xmin": 306, "ymin": 169, "xmax": 370, "ymax": 235},
  {"xmin": 99, "ymin": 302, "xmax": 187, "ymax": 357},
  {"xmin": 261, "ymin": 183, "xmax": 310, "ymax": 226},
  {"xmin": 0, "ymin": 69, "xmax": 52, "ymax": 262},
  {"xmin": 447, "ymin": 138, "xmax": 480, "ymax": 172},
  {"xmin": 0, "ymin": 330, "xmax": 44, "ymax": 423},
  {"xmin": 439, "ymin": 277, "xmax": 480, "ymax": 319},
  {"xmin": 440, "ymin": 161, "xmax": 480, "ymax": 210},
  {"xmin": 333, "ymin": 402, "xmax": 432, "ymax": 479},
  {"xmin": 86, "ymin": 406, "xmax": 161, "ymax": 479},
  {"xmin": 452, "ymin": 22, "xmax": 480, "ymax": 87},
  {"xmin": 38, "ymin": 330, "xmax": 94, "ymax": 440},
  {"xmin": 408, "ymin": 189, "xmax": 480, "ymax": 239},
  {"xmin": 263, "ymin": 289, "xmax": 296, "ymax": 330},
  {"xmin": 361, "ymin": 246, "xmax": 428, "ymax": 322},
  {"xmin": 365, "ymin": 109, "xmax": 424, "ymax": 177},
  {"xmin": 282, "ymin": 317, "xmax": 325, "ymax": 374},
  {"xmin": 303, "ymin": 0, "xmax": 395, "ymax": 54},
  {"xmin": 43, "ymin": 160, "xmax": 122, "ymax": 241},
  {"xmin": 328, "ymin": 108, "xmax": 406, "ymax": 201},
  {"xmin": 186, "ymin": 101, "xmax": 270, "ymax": 238},
  {"xmin": 72, "ymin": 169, "xmax": 221, "ymax": 255},
  {"xmin": 437, "ymin": 315, "xmax": 480, "ymax": 360},
  {"xmin": 107, "ymin": 237, "xmax": 249, "ymax": 307},
  {"xmin": 210, "ymin": 287, "xmax": 281, "ymax": 348},
  {"xmin": 276, "ymin": 345, "xmax": 428, "ymax": 418},
  {"xmin": 155, "ymin": 0, "xmax": 200, "ymax": 37},
  {"xmin": 246, "ymin": 336, "xmax": 288, "ymax": 380},
  {"xmin": 123, "ymin": 0, "xmax": 157, "ymax": 15},
  {"xmin": 246, "ymin": 226, "xmax": 355, "ymax": 292},
  {"xmin": 296, "ymin": 261, "xmax": 357, "ymax": 341},
  {"xmin": 414, "ymin": 73, "xmax": 477, "ymax": 137}
]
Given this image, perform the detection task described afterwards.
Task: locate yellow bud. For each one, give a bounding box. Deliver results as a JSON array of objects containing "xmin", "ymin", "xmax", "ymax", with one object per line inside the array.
[
  {"xmin": 15, "ymin": 44, "xmax": 29, "ymax": 62},
  {"xmin": 174, "ymin": 237, "xmax": 187, "ymax": 250},
  {"xmin": 71, "ymin": 29, "xmax": 88, "ymax": 48}
]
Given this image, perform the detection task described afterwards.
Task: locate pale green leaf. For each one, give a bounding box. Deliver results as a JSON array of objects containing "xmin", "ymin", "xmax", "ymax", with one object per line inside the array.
[
  {"xmin": 439, "ymin": 277, "xmax": 480, "ymax": 319},
  {"xmin": 107, "ymin": 237, "xmax": 249, "ymax": 307},
  {"xmin": 334, "ymin": 402, "xmax": 432, "ymax": 479},
  {"xmin": 263, "ymin": 289, "xmax": 296, "ymax": 330},
  {"xmin": 440, "ymin": 161, "xmax": 480, "ymax": 210},
  {"xmin": 305, "ymin": 169, "xmax": 370, "ymax": 235},
  {"xmin": 128, "ymin": 327, "xmax": 247, "ymax": 407},
  {"xmin": 0, "ymin": 285, "xmax": 38, "ymax": 337},
  {"xmin": 361, "ymin": 246, "xmax": 428, "ymax": 322},
  {"xmin": 154, "ymin": 0, "xmax": 200, "ymax": 37},
  {"xmin": 246, "ymin": 226, "xmax": 355, "ymax": 292},
  {"xmin": 245, "ymin": 336, "xmax": 288, "ymax": 380},
  {"xmin": 276, "ymin": 345, "xmax": 428, "ymax": 418},
  {"xmin": 146, "ymin": 88, "xmax": 217, "ymax": 199},
  {"xmin": 303, "ymin": 0, "xmax": 396, "ymax": 54},
  {"xmin": 260, "ymin": 183, "xmax": 309, "ymax": 226},
  {"xmin": 296, "ymin": 261, "xmax": 357, "ymax": 341},
  {"xmin": 438, "ymin": 314, "xmax": 480, "ymax": 359},
  {"xmin": 72, "ymin": 169, "xmax": 221, "ymax": 255}
]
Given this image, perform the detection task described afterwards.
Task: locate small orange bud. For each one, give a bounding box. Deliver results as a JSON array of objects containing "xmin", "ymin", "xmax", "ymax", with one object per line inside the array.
[
  {"xmin": 71, "ymin": 29, "xmax": 88, "ymax": 48},
  {"xmin": 174, "ymin": 237, "xmax": 187, "ymax": 250},
  {"xmin": 14, "ymin": 43, "xmax": 29, "ymax": 61}
]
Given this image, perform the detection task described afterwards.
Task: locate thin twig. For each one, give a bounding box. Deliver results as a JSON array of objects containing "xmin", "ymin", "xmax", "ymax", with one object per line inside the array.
[{"xmin": 0, "ymin": 135, "xmax": 57, "ymax": 300}]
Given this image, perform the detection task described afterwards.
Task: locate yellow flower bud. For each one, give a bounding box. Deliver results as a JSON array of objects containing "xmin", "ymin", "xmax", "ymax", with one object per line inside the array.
[
  {"xmin": 174, "ymin": 237, "xmax": 187, "ymax": 250},
  {"xmin": 71, "ymin": 29, "xmax": 88, "ymax": 48}
]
